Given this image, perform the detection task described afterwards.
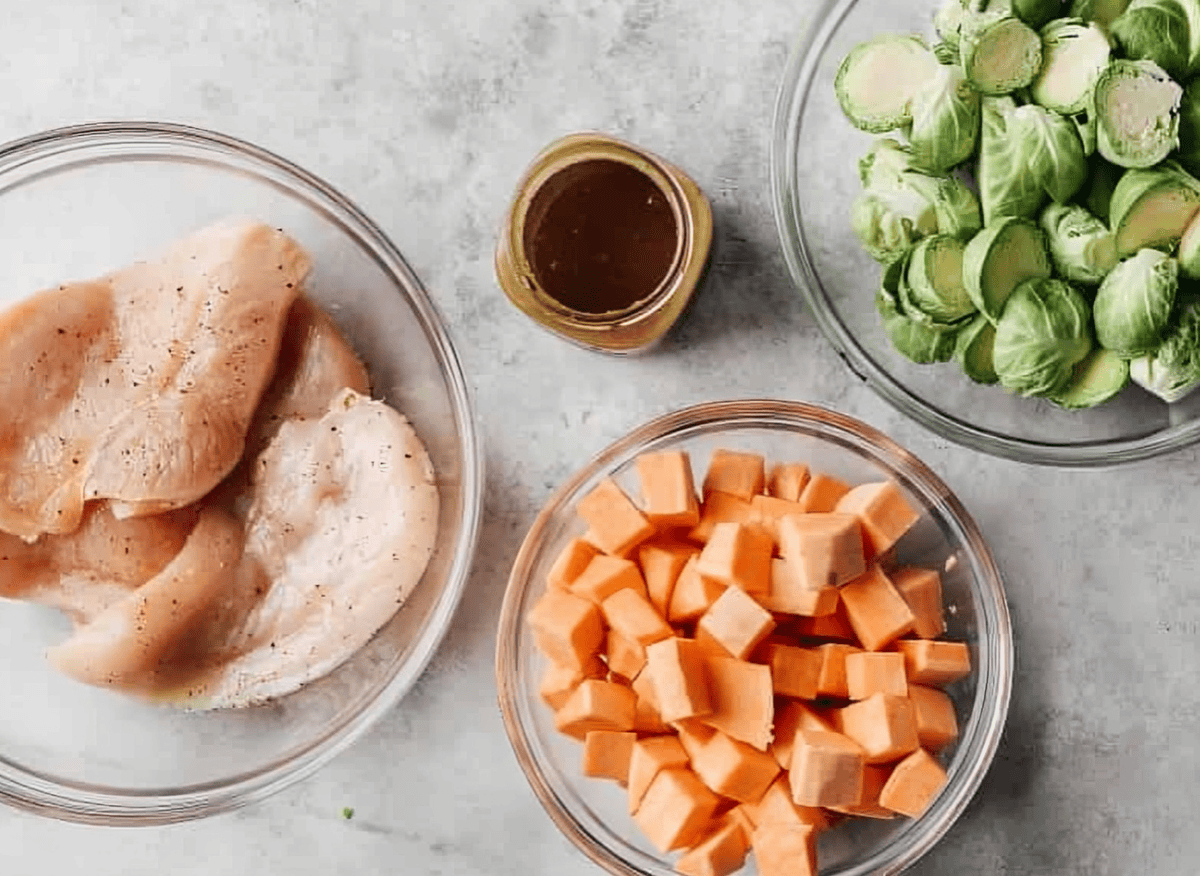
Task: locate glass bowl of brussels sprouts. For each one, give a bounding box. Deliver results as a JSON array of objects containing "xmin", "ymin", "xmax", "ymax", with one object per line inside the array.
[{"xmin": 772, "ymin": 0, "xmax": 1200, "ymax": 466}]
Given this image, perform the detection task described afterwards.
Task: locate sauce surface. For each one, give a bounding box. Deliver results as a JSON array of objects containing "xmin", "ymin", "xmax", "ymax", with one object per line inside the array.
[{"xmin": 524, "ymin": 158, "xmax": 678, "ymax": 314}]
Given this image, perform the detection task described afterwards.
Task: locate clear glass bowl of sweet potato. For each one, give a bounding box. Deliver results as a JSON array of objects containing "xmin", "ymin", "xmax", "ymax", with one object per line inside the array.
[{"xmin": 496, "ymin": 399, "xmax": 1011, "ymax": 875}]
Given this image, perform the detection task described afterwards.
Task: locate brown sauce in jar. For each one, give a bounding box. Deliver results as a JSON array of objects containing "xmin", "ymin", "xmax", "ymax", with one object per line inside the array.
[{"xmin": 523, "ymin": 158, "xmax": 679, "ymax": 315}]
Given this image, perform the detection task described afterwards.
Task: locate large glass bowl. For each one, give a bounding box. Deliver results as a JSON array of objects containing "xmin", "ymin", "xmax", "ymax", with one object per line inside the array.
[
  {"xmin": 0, "ymin": 123, "xmax": 482, "ymax": 824},
  {"xmin": 771, "ymin": 0, "xmax": 1200, "ymax": 467},
  {"xmin": 496, "ymin": 400, "xmax": 1012, "ymax": 876}
]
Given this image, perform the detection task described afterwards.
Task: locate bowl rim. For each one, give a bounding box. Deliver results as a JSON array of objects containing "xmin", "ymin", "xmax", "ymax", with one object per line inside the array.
[
  {"xmin": 0, "ymin": 120, "xmax": 484, "ymax": 824},
  {"xmin": 769, "ymin": 0, "xmax": 1200, "ymax": 468},
  {"xmin": 495, "ymin": 399, "xmax": 1013, "ymax": 876}
]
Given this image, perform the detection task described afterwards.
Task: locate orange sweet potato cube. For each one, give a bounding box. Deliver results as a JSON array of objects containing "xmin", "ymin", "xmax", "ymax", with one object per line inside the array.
[
  {"xmin": 600, "ymin": 587, "xmax": 672, "ymax": 647},
  {"xmin": 894, "ymin": 639, "xmax": 972, "ymax": 686},
  {"xmin": 835, "ymin": 480, "xmax": 920, "ymax": 558},
  {"xmin": 697, "ymin": 585, "xmax": 776, "ymax": 659},
  {"xmin": 813, "ymin": 642, "xmax": 862, "ymax": 698},
  {"xmin": 577, "ymin": 477, "xmax": 656, "ymax": 557},
  {"xmin": 762, "ymin": 557, "xmax": 840, "ymax": 617},
  {"xmin": 673, "ymin": 717, "xmax": 717, "ymax": 760},
  {"xmin": 696, "ymin": 521, "xmax": 773, "ymax": 594},
  {"xmin": 606, "ymin": 629, "xmax": 647, "ymax": 682},
  {"xmin": 788, "ymin": 729, "xmax": 865, "ymax": 808},
  {"xmin": 631, "ymin": 665, "xmax": 660, "ymax": 707},
  {"xmin": 632, "ymin": 689, "xmax": 669, "ymax": 735},
  {"xmin": 690, "ymin": 730, "xmax": 781, "ymax": 804},
  {"xmin": 539, "ymin": 658, "xmax": 604, "ymax": 710},
  {"xmin": 879, "ymin": 748, "xmax": 948, "ymax": 817},
  {"xmin": 571, "ymin": 554, "xmax": 648, "ymax": 605},
  {"xmin": 797, "ymin": 471, "xmax": 850, "ymax": 513},
  {"xmin": 759, "ymin": 642, "xmax": 820, "ymax": 700},
  {"xmin": 830, "ymin": 763, "xmax": 897, "ymax": 819},
  {"xmin": 645, "ymin": 637, "xmax": 712, "ymax": 723},
  {"xmin": 777, "ymin": 513, "xmax": 865, "ymax": 589},
  {"xmin": 908, "ymin": 684, "xmax": 959, "ymax": 751},
  {"xmin": 767, "ymin": 462, "xmax": 810, "ymax": 502},
  {"xmin": 554, "ymin": 679, "xmax": 637, "ymax": 739},
  {"xmin": 633, "ymin": 767, "xmax": 721, "ymax": 852},
  {"xmin": 890, "ymin": 566, "xmax": 946, "ymax": 639},
  {"xmin": 751, "ymin": 822, "xmax": 817, "ymax": 876},
  {"xmin": 839, "ymin": 564, "xmax": 915, "ymax": 651},
  {"xmin": 838, "ymin": 693, "xmax": 919, "ymax": 764},
  {"xmin": 844, "ymin": 651, "xmax": 908, "ymax": 700},
  {"xmin": 628, "ymin": 734, "xmax": 690, "ymax": 814},
  {"xmin": 702, "ymin": 449, "xmax": 766, "ymax": 500},
  {"xmin": 794, "ymin": 602, "xmax": 859, "ymax": 642},
  {"xmin": 746, "ymin": 776, "xmax": 830, "ymax": 832},
  {"xmin": 527, "ymin": 589, "xmax": 605, "ymax": 672},
  {"xmin": 636, "ymin": 450, "xmax": 701, "ymax": 529},
  {"xmin": 676, "ymin": 818, "xmax": 750, "ymax": 876},
  {"xmin": 699, "ymin": 655, "xmax": 774, "ymax": 751},
  {"xmin": 747, "ymin": 494, "xmax": 805, "ymax": 542},
  {"xmin": 547, "ymin": 537, "xmax": 601, "ymax": 591},
  {"xmin": 769, "ymin": 701, "xmax": 833, "ymax": 771},
  {"xmin": 638, "ymin": 540, "xmax": 696, "ymax": 616},
  {"xmin": 668, "ymin": 555, "xmax": 726, "ymax": 624},
  {"xmin": 688, "ymin": 490, "xmax": 753, "ymax": 543},
  {"xmin": 582, "ymin": 730, "xmax": 637, "ymax": 784}
]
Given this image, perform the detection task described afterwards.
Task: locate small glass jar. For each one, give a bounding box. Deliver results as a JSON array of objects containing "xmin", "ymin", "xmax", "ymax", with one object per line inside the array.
[{"xmin": 495, "ymin": 132, "xmax": 713, "ymax": 354}]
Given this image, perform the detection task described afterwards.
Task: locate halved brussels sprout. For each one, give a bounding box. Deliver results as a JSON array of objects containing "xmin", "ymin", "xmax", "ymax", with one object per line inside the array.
[
  {"xmin": 1128, "ymin": 294, "xmax": 1200, "ymax": 400},
  {"xmin": 1030, "ymin": 18, "xmax": 1112, "ymax": 114},
  {"xmin": 978, "ymin": 96, "xmax": 1047, "ymax": 222},
  {"xmin": 903, "ymin": 234, "xmax": 978, "ymax": 322},
  {"xmin": 907, "ymin": 64, "xmax": 981, "ymax": 172},
  {"xmin": 1005, "ymin": 103, "xmax": 1088, "ymax": 202},
  {"xmin": 877, "ymin": 283, "xmax": 959, "ymax": 363},
  {"xmin": 851, "ymin": 187, "xmax": 938, "ymax": 264},
  {"xmin": 955, "ymin": 313, "xmax": 1001, "ymax": 382},
  {"xmin": 1094, "ymin": 59, "xmax": 1183, "ymax": 168},
  {"xmin": 1109, "ymin": 161, "xmax": 1200, "ymax": 256},
  {"xmin": 960, "ymin": 11, "xmax": 1044, "ymax": 94},
  {"xmin": 1093, "ymin": 248, "xmax": 1179, "ymax": 355},
  {"xmin": 993, "ymin": 277, "xmax": 1094, "ymax": 396},
  {"xmin": 1040, "ymin": 202, "xmax": 1117, "ymax": 282},
  {"xmin": 1048, "ymin": 347, "xmax": 1130, "ymax": 407},
  {"xmin": 963, "ymin": 216, "xmax": 1054, "ymax": 322},
  {"xmin": 836, "ymin": 35, "xmax": 942, "ymax": 132}
]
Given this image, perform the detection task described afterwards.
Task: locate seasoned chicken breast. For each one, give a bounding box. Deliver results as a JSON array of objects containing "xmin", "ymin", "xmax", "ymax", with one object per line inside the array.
[
  {"xmin": 0, "ymin": 502, "xmax": 200, "ymax": 624},
  {"xmin": 46, "ymin": 506, "xmax": 243, "ymax": 689},
  {"xmin": 0, "ymin": 221, "xmax": 306, "ymax": 540},
  {"xmin": 161, "ymin": 389, "xmax": 439, "ymax": 708},
  {"xmin": 248, "ymin": 295, "xmax": 372, "ymax": 453}
]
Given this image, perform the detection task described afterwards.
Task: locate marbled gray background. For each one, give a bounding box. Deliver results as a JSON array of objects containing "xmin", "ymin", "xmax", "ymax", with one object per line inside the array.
[{"xmin": 2, "ymin": 1, "xmax": 1198, "ymax": 874}]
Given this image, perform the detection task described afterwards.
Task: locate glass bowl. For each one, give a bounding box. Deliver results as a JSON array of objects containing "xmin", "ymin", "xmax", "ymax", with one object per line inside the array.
[
  {"xmin": 771, "ymin": 0, "xmax": 1200, "ymax": 467},
  {"xmin": 0, "ymin": 122, "xmax": 482, "ymax": 824},
  {"xmin": 496, "ymin": 400, "xmax": 1012, "ymax": 876}
]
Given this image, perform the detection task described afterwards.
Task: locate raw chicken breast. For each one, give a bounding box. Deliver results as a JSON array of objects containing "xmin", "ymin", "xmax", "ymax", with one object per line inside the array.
[
  {"xmin": 0, "ymin": 502, "xmax": 199, "ymax": 624},
  {"xmin": 247, "ymin": 295, "xmax": 371, "ymax": 454},
  {"xmin": 0, "ymin": 220, "xmax": 306, "ymax": 540},
  {"xmin": 46, "ymin": 506, "xmax": 243, "ymax": 689},
  {"xmin": 163, "ymin": 388, "xmax": 439, "ymax": 708}
]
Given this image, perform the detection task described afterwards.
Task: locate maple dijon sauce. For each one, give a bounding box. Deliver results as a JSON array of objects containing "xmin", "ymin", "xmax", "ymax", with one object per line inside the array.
[
  {"xmin": 523, "ymin": 158, "xmax": 679, "ymax": 315},
  {"xmin": 496, "ymin": 133, "xmax": 713, "ymax": 354}
]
